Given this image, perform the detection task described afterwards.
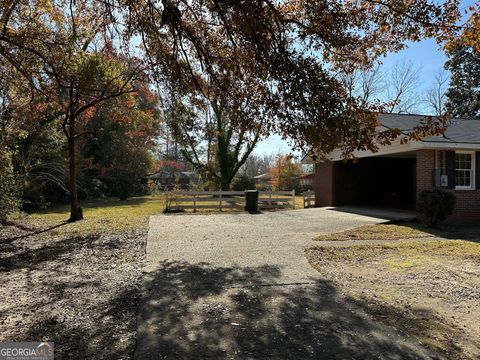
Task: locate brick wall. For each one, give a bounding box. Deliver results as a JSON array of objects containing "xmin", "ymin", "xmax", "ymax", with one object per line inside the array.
[
  {"xmin": 416, "ymin": 149, "xmax": 480, "ymax": 224},
  {"xmin": 449, "ymin": 191, "xmax": 480, "ymax": 224},
  {"xmin": 313, "ymin": 161, "xmax": 334, "ymax": 207},
  {"xmin": 416, "ymin": 150, "xmax": 435, "ymax": 195}
]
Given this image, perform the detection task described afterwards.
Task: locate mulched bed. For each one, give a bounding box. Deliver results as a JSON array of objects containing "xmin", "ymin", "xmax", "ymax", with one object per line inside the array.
[{"xmin": 0, "ymin": 219, "xmax": 146, "ymax": 360}]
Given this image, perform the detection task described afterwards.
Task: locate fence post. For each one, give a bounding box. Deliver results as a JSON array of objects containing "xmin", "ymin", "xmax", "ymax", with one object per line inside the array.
[
  {"xmin": 292, "ymin": 189, "xmax": 295, "ymax": 209},
  {"xmin": 165, "ymin": 192, "xmax": 169, "ymax": 211},
  {"xmin": 219, "ymin": 192, "xmax": 223, "ymax": 212},
  {"xmin": 193, "ymin": 192, "xmax": 197, "ymax": 213}
]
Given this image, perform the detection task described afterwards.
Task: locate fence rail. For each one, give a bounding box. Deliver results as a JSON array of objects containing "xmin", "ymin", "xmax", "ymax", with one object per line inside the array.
[
  {"xmin": 165, "ymin": 191, "xmax": 244, "ymax": 212},
  {"xmin": 165, "ymin": 190, "xmax": 296, "ymax": 212},
  {"xmin": 302, "ymin": 191, "xmax": 315, "ymax": 208},
  {"xmin": 258, "ymin": 190, "xmax": 295, "ymax": 210}
]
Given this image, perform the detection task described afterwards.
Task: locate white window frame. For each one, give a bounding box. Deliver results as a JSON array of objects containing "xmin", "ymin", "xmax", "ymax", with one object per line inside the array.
[{"xmin": 455, "ymin": 151, "xmax": 476, "ymax": 190}]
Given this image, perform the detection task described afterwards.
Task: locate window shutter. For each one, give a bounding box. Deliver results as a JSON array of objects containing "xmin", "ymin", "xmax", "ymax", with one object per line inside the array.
[
  {"xmin": 476, "ymin": 152, "xmax": 480, "ymax": 190},
  {"xmin": 445, "ymin": 151, "xmax": 455, "ymax": 189}
]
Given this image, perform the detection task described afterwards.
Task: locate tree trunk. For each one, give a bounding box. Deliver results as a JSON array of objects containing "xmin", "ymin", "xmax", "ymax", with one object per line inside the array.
[
  {"xmin": 220, "ymin": 176, "xmax": 231, "ymax": 191},
  {"xmin": 67, "ymin": 117, "xmax": 83, "ymax": 222}
]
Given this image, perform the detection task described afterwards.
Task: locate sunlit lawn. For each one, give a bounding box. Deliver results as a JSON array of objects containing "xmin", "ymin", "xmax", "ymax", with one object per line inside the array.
[
  {"xmin": 14, "ymin": 192, "xmax": 306, "ymax": 237},
  {"xmin": 15, "ymin": 195, "xmax": 166, "ymax": 236}
]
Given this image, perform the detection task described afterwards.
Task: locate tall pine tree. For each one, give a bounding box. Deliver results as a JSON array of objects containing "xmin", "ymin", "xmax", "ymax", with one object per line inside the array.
[{"xmin": 445, "ymin": 45, "xmax": 480, "ymax": 119}]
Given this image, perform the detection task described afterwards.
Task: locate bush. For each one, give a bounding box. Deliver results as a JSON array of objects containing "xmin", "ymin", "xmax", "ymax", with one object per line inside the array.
[
  {"xmin": 0, "ymin": 151, "xmax": 21, "ymax": 223},
  {"xmin": 416, "ymin": 189, "xmax": 456, "ymax": 227},
  {"xmin": 232, "ymin": 175, "xmax": 256, "ymax": 191}
]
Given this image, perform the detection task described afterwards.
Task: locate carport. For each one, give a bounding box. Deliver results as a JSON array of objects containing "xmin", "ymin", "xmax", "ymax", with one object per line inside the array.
[{"xmin": 314, "ymin": 151, "xmax": 417, "ymax": 209}]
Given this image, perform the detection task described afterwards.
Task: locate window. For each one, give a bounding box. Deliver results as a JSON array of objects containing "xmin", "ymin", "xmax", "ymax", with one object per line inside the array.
[{"xmin": 455, "ymin": 152, "xmax": 475, "ymax": 189}]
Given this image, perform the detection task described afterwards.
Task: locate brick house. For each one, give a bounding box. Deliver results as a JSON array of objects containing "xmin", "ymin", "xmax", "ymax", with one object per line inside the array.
[{"xmin": 307, "ymin": 114, "xmax": 480, "ymax": 224}]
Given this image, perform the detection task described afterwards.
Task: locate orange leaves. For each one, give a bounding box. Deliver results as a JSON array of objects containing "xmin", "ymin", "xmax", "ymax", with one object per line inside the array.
[
  {"xmin": 460, "ymin": 5, "xmax": 480, "ymax": 53},
  {"xmin": 268, "ymin": 154, "xmax": 301, "ymax": 191},
  {"xmin": 82, "ymin": 106, "xmax": 97, "ymax": 122}
]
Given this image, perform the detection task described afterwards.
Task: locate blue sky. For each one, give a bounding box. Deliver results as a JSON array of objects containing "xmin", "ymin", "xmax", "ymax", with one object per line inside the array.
[
  {"xmin": 255, "ymin": 38, "xmax": 448, "ymax": 155},
  {"xmin": 255, "ymin": 0, "xmax": 475, "ymax": 156}
]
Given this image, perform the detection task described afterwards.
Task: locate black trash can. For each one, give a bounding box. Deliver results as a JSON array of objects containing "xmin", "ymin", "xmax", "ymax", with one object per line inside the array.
[{"xmin": 244, "ymin": 190, "xmax": 259, "ymax": 214}]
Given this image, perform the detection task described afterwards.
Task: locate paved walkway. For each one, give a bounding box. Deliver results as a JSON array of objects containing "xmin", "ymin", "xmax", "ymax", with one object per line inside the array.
[{"xmin": 136, "ymin": 208, "xmax": 438, "ymax": 359}]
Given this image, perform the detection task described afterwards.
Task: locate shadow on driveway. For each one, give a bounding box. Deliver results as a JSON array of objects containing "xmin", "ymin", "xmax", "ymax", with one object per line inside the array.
[
  {"xmin": 327, "ymin": 206, "xmax": 417, "ymax": 222},
  {"xmin": 136, "ymin": 261, "xmax": 438, "ymax": 360}
]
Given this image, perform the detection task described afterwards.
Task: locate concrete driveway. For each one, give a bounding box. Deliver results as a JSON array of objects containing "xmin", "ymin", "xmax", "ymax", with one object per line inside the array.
[{"xmin": 136, "ymin": 208, "xmax": 436, "ymax": 359}]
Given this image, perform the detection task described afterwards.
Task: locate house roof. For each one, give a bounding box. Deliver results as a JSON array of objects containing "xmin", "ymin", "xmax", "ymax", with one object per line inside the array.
[
  {"xmin": 299, "ymin": 173, "xmax": 314, "ymax": 179},
  {"xmin": 378, "ymin": 113, "xmax": 480, "ymax": 145},
  {"xmin": 253, "ymin": 173, "xmax": 272, "ymax": 180},
  {"xmin": 302, "ymin": 113, "xmax": 480, "ymax": 163}
]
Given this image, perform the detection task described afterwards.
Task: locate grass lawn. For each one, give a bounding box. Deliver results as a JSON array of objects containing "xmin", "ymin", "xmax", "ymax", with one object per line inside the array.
[
  {"xmin": 306, "ymin": 226, "xmax": 480, "ymax": 359},
  {"xmin": 0, "ymin": 195, "xmax": 165, "ymax": 359},
  {"xmin": 28, "ymin": 194, "xmax": 166, "ymax": 232},
  {"xmin": 313, "ymin": 221, "xmax": 475, "ymax": 241}
]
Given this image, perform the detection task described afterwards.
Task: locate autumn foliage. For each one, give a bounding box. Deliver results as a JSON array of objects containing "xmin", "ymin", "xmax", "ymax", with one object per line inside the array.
[
  {"xmin": 0, "ymin": 0, "xmax": 478, "ymax": 220},
  {"xmin": 269, "ymin": 155, "xmax": 302, "ymax": 192}
]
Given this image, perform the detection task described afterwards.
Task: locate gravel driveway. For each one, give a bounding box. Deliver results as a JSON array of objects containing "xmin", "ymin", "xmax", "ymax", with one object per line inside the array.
[{"xmin": 136, "ymin": 207, "xmax": 437, "ymax": 359}]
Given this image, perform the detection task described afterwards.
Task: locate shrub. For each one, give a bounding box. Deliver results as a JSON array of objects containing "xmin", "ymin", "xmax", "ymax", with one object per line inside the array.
[
  {"xmin": 232, "ymin": 175, "xmax": 256, "ymax": 191},
  {"xmin": 416, "ymin": 189, "xmax": 456, "ymax": 227},
  {"xmin": 0, "ymin": 151, "xmax": 21, "ymax": 223}
]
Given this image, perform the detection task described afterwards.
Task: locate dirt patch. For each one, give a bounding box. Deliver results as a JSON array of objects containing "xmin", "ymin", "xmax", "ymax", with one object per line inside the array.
[
  {"xmin": 306, "ymin": 240, "xmax": 480, "ymax": 359},
  {"xmin": 0, "ymin": 217, "xmax": 146, "ymax": 359}
]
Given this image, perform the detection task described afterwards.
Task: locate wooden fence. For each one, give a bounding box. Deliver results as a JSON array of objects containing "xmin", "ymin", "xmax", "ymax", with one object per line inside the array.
[
  {"xmin": 258, "ymin": 191, "xmax": 295, "ymax": 210},
  {"xmin": 302, "ymin": 191, "xmax": 315, "ymax": 208},
  {"xmin": 165, "ymin": 190, "xmax": 296, "ymax": 212},
  {"xmin": 165, "ymin": 191, "xmax": 245, "ymax": 212}
]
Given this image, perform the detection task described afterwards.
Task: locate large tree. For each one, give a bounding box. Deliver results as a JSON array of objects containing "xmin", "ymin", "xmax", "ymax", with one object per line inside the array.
[
  {"xmin": 445, "ymin": 44, "xmax": 480, "ymax": 119},
  {"xmin": 122, "ymin": 0, "xmax": 459, "ymax": 160},
  {"xmin": 80, "ymin": 85, "xmax": 161, "ymax": 200},
  {"xmin": 165, "ymin": 53, "xmax": 271, "ymax": 189},
  {"xmin": 0, "ymin": 1, "xmax": 144, "ymax": 221},
  {"xmin": 0, "ymin": 61, "xmax": 31, "ymax": 221},
  {"xmin": 168, "ymin": 96, "xmax": 267, "ymax": 190},
  {"xmin": 1, "ymin": 0, "xmax": 472, "ymax": 208}
]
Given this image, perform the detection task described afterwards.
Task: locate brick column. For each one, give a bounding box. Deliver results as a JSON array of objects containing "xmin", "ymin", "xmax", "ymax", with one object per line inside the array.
[
  {"xmin": 416, "ymin": 150, "xmax": 435, "ymax": 198},
  {"xmin": 314, "ymin": 161, "xmax": 334, "ymax": 207}
]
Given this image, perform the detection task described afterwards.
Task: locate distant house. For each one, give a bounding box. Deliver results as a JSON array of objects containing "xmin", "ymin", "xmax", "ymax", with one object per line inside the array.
[
  {"xmin": 253, "ymin": 173, "xmax": 273, "ymax": 190},
  {"xmin": 298, "ymin": 172, "xmax": 314, "ymax": 190},
  {"xmin": 305, "ymin": 114, "xmax": 480, "ymax": 224},
  {"xmin": 147, "ymin": 169, "xmax": 192, "ymax": 189}
]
